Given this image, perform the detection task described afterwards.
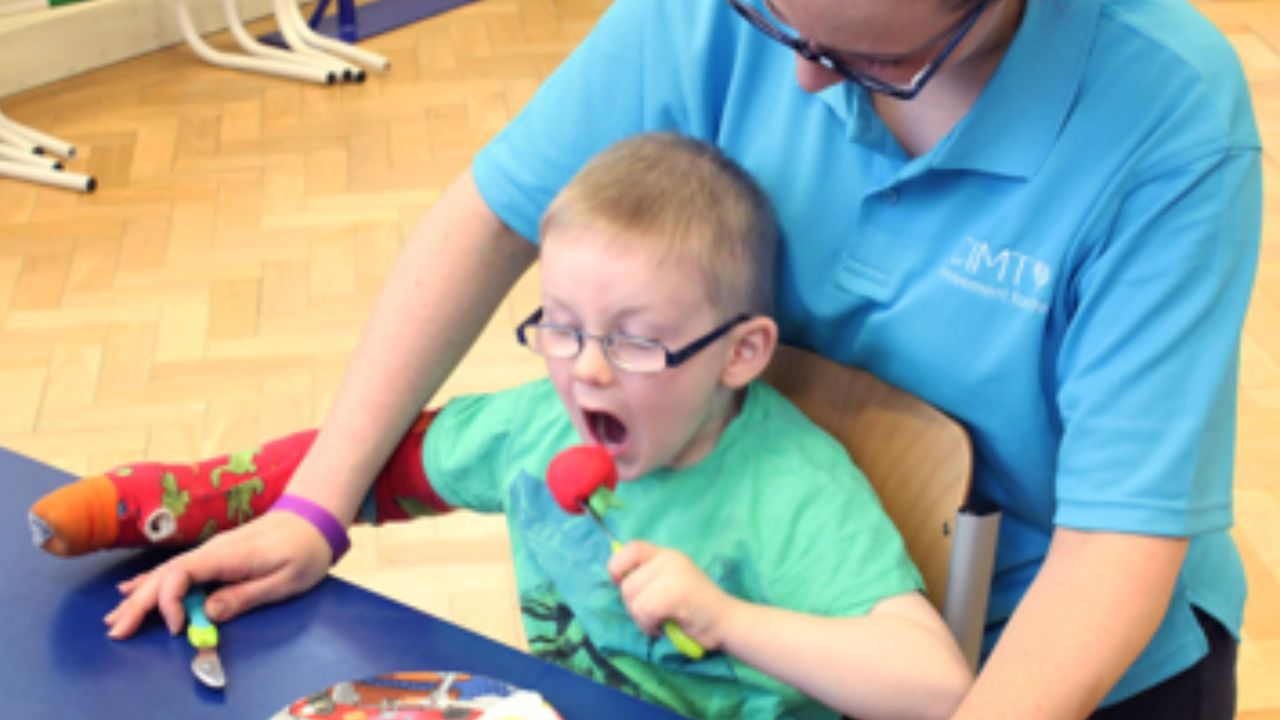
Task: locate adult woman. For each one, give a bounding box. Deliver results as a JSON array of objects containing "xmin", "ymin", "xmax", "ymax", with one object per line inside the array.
[{"xmin": 107, "ymin": 0, "xmax": 1260, "ymax": 717}]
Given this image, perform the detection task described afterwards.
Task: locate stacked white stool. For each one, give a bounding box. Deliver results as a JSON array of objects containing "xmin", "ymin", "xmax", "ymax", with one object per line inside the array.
[
  {"xmin": 0, "ymin": 108, "xmax": 93, "ymax": 193},
  {"xmin": 175, "ymin": 0, "xmax": 389, "ymax": 85}
]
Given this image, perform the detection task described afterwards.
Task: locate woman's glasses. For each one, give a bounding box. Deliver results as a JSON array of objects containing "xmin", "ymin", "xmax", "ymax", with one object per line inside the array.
[{"xmin": 725, "ymin": 0, "xmax": 995, "ymax": 100}]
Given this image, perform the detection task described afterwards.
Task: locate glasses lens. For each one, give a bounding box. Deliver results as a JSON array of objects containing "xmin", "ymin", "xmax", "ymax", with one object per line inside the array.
[
  {"xmin": 607, "ymin": 337, "xmax": 666, "ymax": 373},
  {"xmin": 528, "ymin": 325, "xmax": 580, "ymax": 358},
  {"xmin": 726, "ymin": 0, "xmax": 934, "ymax": 99}
]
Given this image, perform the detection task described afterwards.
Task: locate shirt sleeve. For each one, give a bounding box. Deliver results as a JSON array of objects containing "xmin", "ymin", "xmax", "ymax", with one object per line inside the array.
[
  {"xmin": 424, "ymin": 381, "xmax": 559, "ymax": 513},
  {"xmin": 1054, "ymin": 147, "xmax": 1261, "ymax": 536},
  {"xmin": 471, "ymin": 0, "xmax": 735, "ymax": 242},
  {"xmin": 738, "ymin": 390, "xmax": 925, "ymax": 618},
  {"xmin": 765, "ymin": 460, "xmax": 925, "ymax": 618}
]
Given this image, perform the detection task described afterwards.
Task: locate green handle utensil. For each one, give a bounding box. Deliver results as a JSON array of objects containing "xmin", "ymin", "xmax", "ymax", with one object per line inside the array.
[
  {"xmin": 581, "ymin": 502, "xmax": 705, "ymax": 661},
  {"xmin": 182, "ymin": 588, "xmax": 226, "ymax": 689}
]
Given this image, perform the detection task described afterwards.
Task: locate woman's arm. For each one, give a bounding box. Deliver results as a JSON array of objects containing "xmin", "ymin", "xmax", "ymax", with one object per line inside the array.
[
  {"xmin": 106, "ymin": 168, "xmax": 537, "ymax": 638},
  {"xmin": 951, "ymin": 528, "xmax": 1189, "ymax": 720},
  {"xmin": 286, "ymin": 167, "xmax": 536, "ymax": 520}
]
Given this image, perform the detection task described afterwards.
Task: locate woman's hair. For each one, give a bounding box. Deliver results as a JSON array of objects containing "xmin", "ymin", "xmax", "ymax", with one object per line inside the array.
[{"xmin": 540, "ymin": 133, "xmax": 779, "ymax": 317}]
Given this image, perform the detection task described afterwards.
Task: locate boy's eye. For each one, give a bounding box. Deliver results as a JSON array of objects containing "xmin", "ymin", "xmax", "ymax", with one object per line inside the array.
[
  {"xmin": 608, "ymin": 337, "xmax": 667, "ymax": 372},
  {"xmin": 615, "ymin": 325, "xmax": 653, "ymax": 342}
]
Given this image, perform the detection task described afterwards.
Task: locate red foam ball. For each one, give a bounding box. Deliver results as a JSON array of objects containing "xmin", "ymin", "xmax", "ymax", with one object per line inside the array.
[{"xmin": 546, "ymin": 445, "xmax": 617, "ymax": 514}]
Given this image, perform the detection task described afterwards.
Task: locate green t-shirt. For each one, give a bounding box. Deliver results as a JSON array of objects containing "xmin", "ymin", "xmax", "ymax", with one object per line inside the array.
[{"xmin": 424, "ymin": 378, "xmax": 923, "ymax": 719}]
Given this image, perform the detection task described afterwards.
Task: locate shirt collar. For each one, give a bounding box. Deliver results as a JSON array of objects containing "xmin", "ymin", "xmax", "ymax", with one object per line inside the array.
[
  {"xmin": 929, "ymin": 0, "xmax": 1099, "ymax": 179},
  {"xmin": 821, "ymin": 0, "xmax": 1099, "ymax": 179},
  {"xmin": 817, "ymin": 83, "xmax": 909, "ymax": 161}
]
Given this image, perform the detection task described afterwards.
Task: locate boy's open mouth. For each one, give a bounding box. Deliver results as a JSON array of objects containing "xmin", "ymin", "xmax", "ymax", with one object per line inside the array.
[{"xmin": 584, "ymin": 409, "xmax": 629, "ymax": 450}]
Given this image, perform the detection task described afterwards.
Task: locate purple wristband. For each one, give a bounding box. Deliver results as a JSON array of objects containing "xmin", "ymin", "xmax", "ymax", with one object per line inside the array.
[{"xmin": 270, "ymin": 495, "xmax": 351, "ymax": 565}]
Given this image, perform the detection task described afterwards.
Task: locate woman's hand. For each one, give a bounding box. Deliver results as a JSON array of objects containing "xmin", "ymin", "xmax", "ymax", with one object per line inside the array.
[
  {"xmin": 607, "ymin": 540, "xmax": 736, "ymax": 650},
  {"xmin": 104, "ymin": 511, "xmax": 332, "ymax": 639}
]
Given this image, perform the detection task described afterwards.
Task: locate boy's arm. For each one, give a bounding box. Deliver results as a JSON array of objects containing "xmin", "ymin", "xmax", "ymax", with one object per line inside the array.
[
  {"xmin": 106, "ymin": 168, "xmax": 537, "ymax": 639},
  {"xmin": 609, "ymin": 542, "xmax": 971, "ymax": 720},
  {"xmin": 719, "ymin": 592, "xmax": 972, "ymax": 720}
]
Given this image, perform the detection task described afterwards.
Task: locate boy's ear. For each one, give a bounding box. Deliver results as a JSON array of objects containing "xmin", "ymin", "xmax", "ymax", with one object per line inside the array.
[{"xmin": 721, "ymin": 316, "xmax": 779, "ymax": 389}]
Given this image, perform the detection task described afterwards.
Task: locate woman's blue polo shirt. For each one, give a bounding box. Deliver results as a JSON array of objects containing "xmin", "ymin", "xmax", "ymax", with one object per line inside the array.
[{"xmin": 472, "ymin": 0, "xmax": 1262, "ymax": 704}]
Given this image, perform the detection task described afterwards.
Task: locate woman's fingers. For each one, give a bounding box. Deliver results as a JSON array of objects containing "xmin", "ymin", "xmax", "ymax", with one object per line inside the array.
[
  {"xmin": 205, "ymin": 569, "xmax": 310, "ymax": 624},
  {"xmin": 116, "ymin": 572, "xmax": 149, "ymax": 595},
  {"xmin": 156, "ymin": 564, "xmax": 199, "ymax": 635},
  {"xmin": 197, "ymin": 519, "xmax": 330, "ymax": 623},
  {"xmin": 104, "ymin": 511, "xmax": 333, "ymax": 639},
  {"xmin": 105, "ymin": 573, "xmax": 151, "ymax": 625},
  {"xmin": 107, "ymin": 566, "xmax": 173, "ymax": 638}
]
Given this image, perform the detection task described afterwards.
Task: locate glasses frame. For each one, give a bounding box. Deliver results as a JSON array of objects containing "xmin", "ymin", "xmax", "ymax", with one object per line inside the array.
[
  {"xmin": 516, "ymin": 307, "xmax": 753, "ymax": 374},
  {"xmin": 726, "ymin": 0, "xmax": 995, "ymax": 100}
]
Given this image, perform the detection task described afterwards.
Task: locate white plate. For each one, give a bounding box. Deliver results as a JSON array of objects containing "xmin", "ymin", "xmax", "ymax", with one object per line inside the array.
[{"xmin": 272, "ymin": 671, "xmax": 563, "ymax": 720}]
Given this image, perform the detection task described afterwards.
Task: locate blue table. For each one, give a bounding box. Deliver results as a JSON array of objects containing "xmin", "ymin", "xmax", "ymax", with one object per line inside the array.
[{"xmin": 0, "ymin": 447, "xmax": 681, "ymax": 719}]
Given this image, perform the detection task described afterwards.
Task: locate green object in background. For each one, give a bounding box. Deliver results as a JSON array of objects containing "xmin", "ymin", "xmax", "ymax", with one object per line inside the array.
[{"xmin": 0, "ymin": 0, "xmax": 92, "ymax": 17}]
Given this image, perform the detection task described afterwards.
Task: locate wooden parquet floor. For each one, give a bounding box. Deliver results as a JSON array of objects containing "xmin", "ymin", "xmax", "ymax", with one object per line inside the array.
[{"xmin": 0, "ymin": 0, "xmax": 1277, "ymax": 714}]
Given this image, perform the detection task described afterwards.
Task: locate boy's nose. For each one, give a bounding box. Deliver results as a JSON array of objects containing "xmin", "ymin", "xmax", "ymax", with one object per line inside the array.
[{"xmin": 573, "ymin": 338, "xmax": 616, "ymax": 387}]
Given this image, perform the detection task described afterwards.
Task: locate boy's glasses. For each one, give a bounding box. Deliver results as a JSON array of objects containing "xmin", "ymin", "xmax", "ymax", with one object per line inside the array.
[
  {"xmin": 725, "ymin": 0, "xmax": 994, "ymax": 100},
  {"xmin": 516, "ymin": 308, "xmax": 752, "ymax": 374}
]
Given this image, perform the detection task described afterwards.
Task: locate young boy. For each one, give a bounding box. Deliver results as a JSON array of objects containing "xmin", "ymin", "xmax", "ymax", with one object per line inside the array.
[
  {"xmin": 79, "ymin": 134, "xmax": 969, "ymax": 718},
  {"xmin": 431, "ymin": 134, "xmax": 971, "ymax": 719}
]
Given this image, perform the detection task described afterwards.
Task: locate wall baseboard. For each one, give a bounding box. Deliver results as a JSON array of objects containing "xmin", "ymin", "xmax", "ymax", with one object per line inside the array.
[{"xmin": 0, "ymin": 0, "xmax": 282, "ymax": 98}]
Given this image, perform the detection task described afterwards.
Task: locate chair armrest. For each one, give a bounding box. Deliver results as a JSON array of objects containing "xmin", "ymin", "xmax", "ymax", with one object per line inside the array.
[{"xmin": 944, "ymin": 509, "xmax": 1001, "ymax": 671}]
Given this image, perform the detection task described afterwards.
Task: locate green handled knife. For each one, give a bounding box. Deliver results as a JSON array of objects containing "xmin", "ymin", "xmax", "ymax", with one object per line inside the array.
[{"xmin": 182, "ymin": 588, "xmax": 226, "ymax": 689}]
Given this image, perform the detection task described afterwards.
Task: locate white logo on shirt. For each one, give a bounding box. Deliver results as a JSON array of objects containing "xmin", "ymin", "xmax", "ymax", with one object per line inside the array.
[{"xmin": 942, "ymin": 238, "xmax": 1052, "ymax": 315}]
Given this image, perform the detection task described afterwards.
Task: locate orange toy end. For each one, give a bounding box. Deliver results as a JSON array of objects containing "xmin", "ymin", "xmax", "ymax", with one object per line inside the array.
[{"xmin": 29, "ymin": 475, "xmax": 120, "ymax": 557}]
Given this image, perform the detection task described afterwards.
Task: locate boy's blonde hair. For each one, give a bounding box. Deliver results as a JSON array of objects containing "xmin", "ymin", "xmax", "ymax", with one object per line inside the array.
[{"xmin": 540, "ymin": 133, "xmax": 778, "ymax": 316}]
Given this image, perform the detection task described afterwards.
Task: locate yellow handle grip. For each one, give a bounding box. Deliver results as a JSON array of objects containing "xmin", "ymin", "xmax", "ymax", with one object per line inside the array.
[{"xmin": 663, "ymin": 621, "xmax": 705, "ymax": 660}]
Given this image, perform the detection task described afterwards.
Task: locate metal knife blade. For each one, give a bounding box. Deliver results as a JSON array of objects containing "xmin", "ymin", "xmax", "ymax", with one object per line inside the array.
[
  {"xmin": 579, "ymin": 501, "xmax": 621, "ymax": 552},
  {"xmin": 192, "ymin": 647, "xmax": 226, "ymax": 689}
]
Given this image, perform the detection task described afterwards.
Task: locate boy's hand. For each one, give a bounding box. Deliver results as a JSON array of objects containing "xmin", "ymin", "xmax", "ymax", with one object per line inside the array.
[
  {"xmin": 608, "ymin": 540, "xmax": 736, "ymax": 651},
  {"xmin": 104, "ymin": 512, "xmax": 331, "ymax": 639}
]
